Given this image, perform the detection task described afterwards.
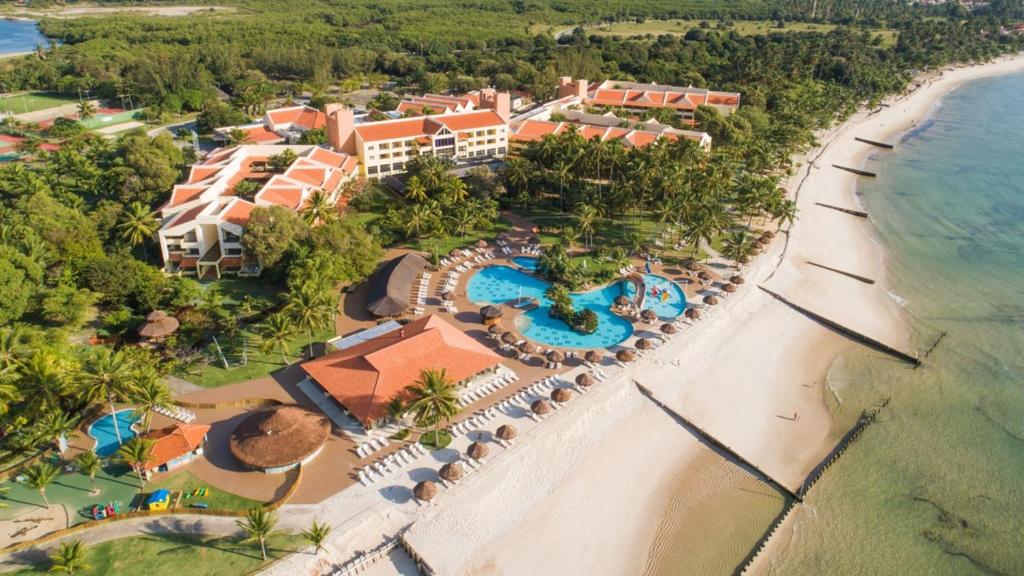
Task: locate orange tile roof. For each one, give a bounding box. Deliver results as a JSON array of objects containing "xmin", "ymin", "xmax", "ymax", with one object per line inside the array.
[
  {"xmin": 222, "ymin": 199, "xmax": 255, "ymax": 226},
  {"xmin": 354, "ymin": 117, "xmax": 433, "ymax": 142},
  {"xmin": 168, "ymin": 202, "xmax": 211, "ymax": 228},
  {"xmin": 301, "ymin": 315, "xmax": 502, "ymax": 426},
  {"xmin": 267, "ymin": 105, "xmax": 326, "ymax": 131},
  {"xmin": 242, "ymin": 125, "xmax": 284, "ymax": 143},
  {"xmin": 141, "ymin": 423, "xmax": 210, "ymax": 471},
  {"xmin": 259, "ymin": 187, "xmax": 303, "ymax": 209},
  {"xmin": 436, "ymin": 110, "xmax": 503, "ymax": 132}
]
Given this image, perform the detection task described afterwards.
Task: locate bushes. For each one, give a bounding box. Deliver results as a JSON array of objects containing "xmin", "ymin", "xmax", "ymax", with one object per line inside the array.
[{"xmin": 80, "ymin": 254, "xmax": 168, "ymax": 313}]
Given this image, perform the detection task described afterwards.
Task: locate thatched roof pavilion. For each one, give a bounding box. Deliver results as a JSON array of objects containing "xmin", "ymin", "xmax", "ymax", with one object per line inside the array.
[
  {"xmin": 467, "ymin": 441, "xmax": 489, "ymax": 460},
  {"xmin": 636, "ymin": 338, "xmax": 654, "ymax": 350},
  {"xmin": 439, "ymin": 462, "xmax": 464, "ymax": 482},
  {"xmin": 480, "ymin": 305, "xmax": 503, "ymax": 320},
  {"xmin": 616, "ymin": 349, "xmax": 636, "ymax": 362},
  {"xmin": 660, "ymin": 323, "xmax": 677, "ymax": 334},
  {"xmin": 551, "ymin": 388, "xmax": 572, "ymax": 403},
  {"xmin": 576, "ymin": 373, "xmax": 595, "ymax": 387},
  {"xmin": 697, "ymin": 271, "xmax": 711, "ymax": 281},
  {"xmin": 366, "ymin": 253, "xmax": 428, "ymax": 317},
  {"xmin": 685, "ymin": 307, "xmax": 702, "ymax": 320},
  {"xmin": 531, "ymin": 399, "xmax": 552, "ymax": 415},
  {"xmin": 703, "ymin": 295, "xmax": 719, "ymax": 306},
  {"xmin": 496, "ymin": 424, "xmax": 518, "ymax": 441},
  {"xmin": 584, "ymin": 350, "xmax": 603, "ymax": 364},
  {"xmin": 228, "ymin": 406, "xmax": 330, "ymax": 472},
  {"xmin": 137, "ymin": 310, "xmax": 179, "ymax": 340},
  {"xmin": 413, "ymin": 480, "xmax": 438, "ymax": 502}
]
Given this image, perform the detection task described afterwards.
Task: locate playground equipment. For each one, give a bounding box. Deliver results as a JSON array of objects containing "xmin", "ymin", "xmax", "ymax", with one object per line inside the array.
[{"xmin": 90, "ymin": 501, "xmax": 122, "ymax": 520}]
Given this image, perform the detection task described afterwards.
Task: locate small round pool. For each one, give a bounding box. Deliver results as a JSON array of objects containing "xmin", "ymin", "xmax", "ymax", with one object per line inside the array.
[
  {"xmin": 624, "ymin": 274, "xmax": 687, "ymax": 319},
  {"xmin": 88, "ymin": 410, "xmax": 140, "ymax": 456},
  {"xmin": 511, "ymin": 256, "xmax": 539, "ymax": 271}
]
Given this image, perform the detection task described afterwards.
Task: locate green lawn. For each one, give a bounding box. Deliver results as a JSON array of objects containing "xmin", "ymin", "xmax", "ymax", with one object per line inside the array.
[
  {"xmin": 12, "ymin": 532, "xmax": 305, "ymax": 576},
  {"xmin": 1, "ymin": 461, "xmax": 140, "ymax": 525},
  {"xmin": 0, "ymin": 92, "xmax": 78, "ymax": 115},
  {"xmin": 410, "ymin": 218, "xmax": 514, "ymax": 262},
  {"xmin": 578, "ymin": 19, "xmax": 898, "ymax": 47},
  {"xmin": 143, "ymin": 470, "xmax": 264, "ymax": 512},
  {"xmin": 418, "ymin": 429, "xmax": 452, "ymax": 450}
]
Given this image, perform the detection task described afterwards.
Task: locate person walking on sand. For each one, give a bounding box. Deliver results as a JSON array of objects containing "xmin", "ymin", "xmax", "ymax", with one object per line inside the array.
[{"xmin": 794, "ymin": 411, "xmax": 799, "ymax": 421}]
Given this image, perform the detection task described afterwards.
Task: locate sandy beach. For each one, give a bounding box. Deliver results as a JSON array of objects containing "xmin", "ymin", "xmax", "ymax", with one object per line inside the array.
[{"xmin": 397, "ymin": 53, "xmax": 1024, "ymax": 576}]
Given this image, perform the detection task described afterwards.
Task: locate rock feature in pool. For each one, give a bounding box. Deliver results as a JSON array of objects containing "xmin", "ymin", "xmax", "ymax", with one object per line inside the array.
[{"xmin": 467, "ymin": 265, "xmax": 675, "ymax": 349}]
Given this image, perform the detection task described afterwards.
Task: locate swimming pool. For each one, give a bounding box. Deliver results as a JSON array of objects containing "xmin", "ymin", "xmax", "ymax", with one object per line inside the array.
[
  {"xmin": 623, "ymin": 274, "xmax": 688, "ymax": 319},
  {"xmin": 467, "ymin": 266, "xmax": 635, "ymax": 348},
  {"xmin": 511, "ymin": 256, "xmax": 539, "ymax": 271},
  {"xmin": 88, "ymin": 410, "xmax": 140, "ymax": 456}
]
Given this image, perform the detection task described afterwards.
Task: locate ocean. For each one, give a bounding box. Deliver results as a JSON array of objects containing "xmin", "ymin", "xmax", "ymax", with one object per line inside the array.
[
  {"xmin": 771, "ymin": 71, "xmax": 1024, "ymax": 575},
  {"xmin": 0, "ymin": 19, "xmax": 48, "ymax": 56}
]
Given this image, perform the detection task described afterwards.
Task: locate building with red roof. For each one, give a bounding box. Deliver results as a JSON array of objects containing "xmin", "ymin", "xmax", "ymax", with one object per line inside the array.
[
  {"xmin": 214, "ymin": 105, "xmax": 326, "ymax": 145},
  {"xmin": 139, "ymin": 423, "xmax": 211, "ymax": 480},
  {"xmin": 158, "ymin": 144, "xmax": 357, "ymax": 278},
  {"xmin": 554, "ymin": 77, "xmax": 740, "ymax": 126},
  {"xmin": 301, "ymin": 314, "xmax": 502, "ymax": 429}
]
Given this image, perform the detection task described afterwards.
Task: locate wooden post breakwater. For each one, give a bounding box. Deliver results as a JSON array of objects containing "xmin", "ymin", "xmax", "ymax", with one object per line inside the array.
[
  {"xmin": 815, "ymin": 202, "xmax": 868, "ymax": 218},
  {"xmin": 832, "ymin": 164, "xmax": 877, "ymax": 177},
  {"xmin": 854, "ymin": 136, "xmax": 895, "ymax": 149},
  {"xmin": 633, "ymin": 381, "xmax": 800, "ymax": 501},
  {"xmin": 736, "ymin": 496, "xmax": 799, "ymax": 576},
  {"xmin": 758, "ymin": 286, "xmax": 921, "ymax": 366},
  {"xmin": 806, "ymin": 261, "xmax": 876, "ymax": 284}
]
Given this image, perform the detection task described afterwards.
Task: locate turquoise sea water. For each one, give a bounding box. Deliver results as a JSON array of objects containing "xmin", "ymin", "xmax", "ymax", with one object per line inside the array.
[
  {"xmin": 0, "ymin": 20, "xmax": 48, "ymax": 56},
  {"xmin": 773, "ymin": 72, "xmax": 1024, "ymax": 574}
]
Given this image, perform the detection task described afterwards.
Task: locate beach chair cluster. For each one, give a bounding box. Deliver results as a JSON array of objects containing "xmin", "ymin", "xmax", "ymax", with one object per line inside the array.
[
  {"xmin": 411, "ymin": 272, "xmax": 432, "ymax": 315},
  {"xmin": 618, "ymin": 265, "xmax": 640, "ymax": 275},
  {"xmin": 333, "ymin": 538, "xmax": 399, "ymax": 576},
  {"xmin": 355, "ymin": 437, "xmax": 389, "ymax": 459},
  {"xmin": 520, "ymin": 244, "xmax": 541, "ymax": 255},
  {"xmin": 155, "ymin": 405, "xmax": 196, "ymax": 423},
  {"xmin": 499, "ymin": 376, "xmax": 571, "ymax": 421},
  {"xmin": 449, "ymin": 408, "xmax": 500, "ymax": 439},
  {"xmin": 456, "ymin": 371, "xmax": 519, "ymax": 408},
  {"xmin": 589, "ymin": 368, "xmax": 611, "ymax": 382},
  {"xmin": 358, "ymin": 443, "xmax": 429, "ymax": 486}
]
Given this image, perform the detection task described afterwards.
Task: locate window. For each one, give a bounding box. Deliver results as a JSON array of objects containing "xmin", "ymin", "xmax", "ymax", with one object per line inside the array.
[
  {"xmin": 367, "ymin": 165, "xmax": 379, "ymax": 175},
  {"xmin": 435, "ymin": 136, "xmax": 455, "ymax": 148},
  {"xmin": 487, "ymin": 139, "xmax": 496, "ymax": 144},
  {"xmin": 185, "ymin": 248, "xmax": 200, "ymax": 257},
  {"xmin": 380, "ymin": 153, "xmax": 391, "ymax": 159},
  {"xmin": 487, "ymin": 128, "xmax": 496, "ymax": 135},
  {"xmin": 167, "ymin": 244, "xmax": 182, "ymax": 252},
  {"xmin": 184, "ymin": 231, "xmax": 197, "ymax": 243},
  {"xmin": 498, "ymin": 147, "xmax": 507, "ymax": 155},
  {"xmin": 225, "ymin": 247, "xmax": 242, "ymax": 256},
  {"xmin": 392, "ymin": 162, "xmax": 404, "ymax": 171},
  {"xmin": 379, "ymin": 142, "xmax": 390, "ymax": 149},
  {"xmin": 223, "ymin": 231, "xmax": 241, "ymax": 243},
  {"xmin": 487, "ymin": 148, "xmax": 496, "ymax": 155}
]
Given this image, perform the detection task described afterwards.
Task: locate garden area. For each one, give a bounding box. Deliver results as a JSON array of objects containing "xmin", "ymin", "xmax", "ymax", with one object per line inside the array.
[
  {"xmin": 142, "ymin": 470, "xmax": 263, "ymax": 512},
  {"xmin": 0, "ymin": 91, "xmax": 78, "ymax": 115}
]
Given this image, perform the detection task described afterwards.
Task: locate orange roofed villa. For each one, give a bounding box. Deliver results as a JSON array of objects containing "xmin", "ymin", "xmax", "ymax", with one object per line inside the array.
[
  {"xmin": 158, "ymin": 144, "xmax": 358, "ymax": 278},
  {"xmin": 554, "ymin": 77, "xmax": 741, "ymax": 125},
  {"xmin": 300, "ymin": 314, "xmax": 502, "ymax": 430},
  {"xmin": 138, "ymin": 423, "xmax": 211, "ymax": 481},
  {"xmin": 213, "ymin": 104, "xmax": 327, "ymax": 145}
]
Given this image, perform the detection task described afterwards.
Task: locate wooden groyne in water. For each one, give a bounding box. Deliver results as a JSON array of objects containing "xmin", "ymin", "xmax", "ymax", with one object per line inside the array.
[
  {"xmin": 832, "ymin": 164, "xmax": 877, "ymax": 177},
  {"xmin": 633, "ymin": 381, "xmax": 800, "ymax": 501},
  {"xmin": 854, "ymin": 136, "xmax": 895, "ymax": 149},
  {"xmin": 816, "ymin": 202, "xmax": 868, "ymax": 218},
  {"xmin": 758, "ymin": 286, "xmax": 920, "ymax": 366},
  {"xmin": 806, "ymin": 261, "xmax": 876, "ymax": 285}
]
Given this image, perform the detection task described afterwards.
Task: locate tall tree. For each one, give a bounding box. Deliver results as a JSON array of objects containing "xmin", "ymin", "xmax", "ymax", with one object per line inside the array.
[
  {"xmin": 24, "ymin": 461, "xmax": 59, "ymax": 508},
  {"xmin": 259, "ymin": 313, "xmax": 295, "ymax": 365},
  {"xmin": 284, "ymin": 285, "xmax": 334, "ymax": 359},
  {"xmin": 117, "ymin": 202, "xmax": 159, "ymax": 261},
  {"xmin": 80, "ymin": 348, "xmax": 137, "ymax": 446},
  {"xmin": 48, "ymin": 539, "xmax": 90, "ymax": 575},
  {"xmin": 237, "ymin": 505, "xmax": 277, "ymax": 561},
  {"xmin": 116, "ymin": 437, "xmax": 154, "ymax": 489},
  {"xmin": 405, "ymin": 368, "xmax": 459, "ymax": 446},
  {"xmin": 74, "ymin": 451, "xmax": 102, "ymax": 494}
]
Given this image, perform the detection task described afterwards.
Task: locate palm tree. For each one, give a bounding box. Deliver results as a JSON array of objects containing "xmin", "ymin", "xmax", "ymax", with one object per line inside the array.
[
  {"xmin": 405, "ymin": 369, "xmax": 459, "ymax": 447},
  {"xmin": 17, "ymin": 351, "xmax": 69, "ymax": 414},
  {"xmin": 284, "ymin": 286, "xmax": 335, "ymax": 359},
  {"xmin": 117, "ymin": 202, "xmax": 158, "ymax": 260},
  {"xmin": 77, "ymin": 101, "xmax": 96, "ymax": 122},
  {"xmin": 75, "ymin": 451, "xmax": 102, "ymax": 495},
  {"xmin": 773, "ymin": 199, "xmax": 798, "ymax": 230},
  {"xmin": 385, "ymin": 395, "xmax": 407, "ymax": 425},
  {"xmin": 574, "ymin": 203, "xmax": 600, "ymax": 249},
  {"xmin": 259, "ymin": 313, "xmax": 295, "ymax": 365},
  {"xmin": 562, "ymin": 226, "xmax": 580, "ymax": 258},
  {"xmin": 404, "ymin": 175, "xmax": 428, "ymax": 203},
  {"xmin": 443, "ymin": 178, "xmax": 468, "ymax": 203},
  {"xmin": 404, "ymin": 203, "xmax": 435, "ymax": 241},
  {"xmin": 24, "ymin": 462, "xmax": 59, "ymax": 508},
  {"xmin": 237, "ymin": 505, "xmax": 277, "ymax": 561},
  {"xmin": 131, "ymin": 370, "xmax": 172, "ymax": 432},
  {"xmin": 301, "ymin": 519, "xmax": 331, "ymax": 556},
  {"xmin": 300, "ymin": 189, "xmax": 337, "ymax": 226},
  {"xmin": 116, "ymin": 437, "xmax": 154, "ymax": 489},
  {"xmin": 33, "ymin": 411, "xmax": 78, "ymax": 453},
  {"xmin": 48, "ymin": 539, "xmax": 89, "ymax": 575},
  {"xmin": 722, "ymin": 230, "xmax": 755, "ymax": 266},
  {"xmin": 226, "ymin": 128, "xmax": 252, "ymax": 146},
  {"xmin": 80, "ymin": 347, "xmax": 137, "ymax": 446},
  {"xmin": 502, "ymin": 157, "xmax": 530, "ymax": 198}
]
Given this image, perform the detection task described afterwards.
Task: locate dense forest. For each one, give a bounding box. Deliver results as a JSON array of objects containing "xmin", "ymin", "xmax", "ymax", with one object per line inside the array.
[{"xmin": 1, "ymin": 0, "xmax": 1023, "ymax": 468}]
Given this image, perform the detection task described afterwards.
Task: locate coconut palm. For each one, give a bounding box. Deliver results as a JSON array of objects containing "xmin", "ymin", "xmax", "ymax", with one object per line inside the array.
[
  {"xmin": 385, "ymin": 395, "xmax": 407, "ymax": 425},
  {"xmin": 301, "ymin": 519, "xmax": 331, "ymax": 556},
  {"xmin": 443, "ymin": 178, "xmax": 469, "ymax": 203},
  {"xmin": 502, "ymin": 157, "xmax": 530, "ymax": 197},
  {"xmin": 300, "ymin": 189, "xmax": 337, "ymax": 226},
  {"xmin": 116, "ymin": 437, "xmax": 154, "ymax": 489},
  {"xmin": 562, "ymin": 226, "xmax": 580, "ymax": 258},
  {"xmin": 117, "ymin": 202, "xmax": 158, "ymax": 260},
  {"xmin": 17, "ymin": 351, "xmax": 69, "ymax": 414},
  {"xmin": 77, "ymin": 101, "xmax": 97, "ymax": 122},
  {"xmin": 404, "ymin": 203, "xmax": 435, "ymax": 241},
  {"xmin": 75, "ymin": 451, "xmax": 102, "ymax": 494},
  {"xmin": 131, "ymin": 370, "xmax": 173, "ymax": 432},
  {"xmin": 32, "ymin": 410, "xmax": 79, "ymax": 452},
  {"xmin": 237, "ymin": 505, "xmax": 277, "ymax": 561},
  {"xmin": 773, "ymin": 199, "xmax": 799, "ymax": 229},
  {"xmin": 80, "ymin": 347, "xmax": 137, "ymax": 446},
  {"xmin": 48, "ymin": 539, "xmax": 89, "ymax": 574},
  {"xmin": 284, "ymin": 286, "xmax": 335, "ymax": 359},
  {"xmin": 225, "ymin": 128, "xmax": 252, "ymax": 146},
  {"xmin": 405, "ymin": 369, "xmax": 459, "ymax": 447},
  {"xmin": 722, "ymin": 230, "xmax": 756, "ymax": 266},
  {"xmin": 24, "ymin": 461, "xmax": 59, "ymax": 508},
  {"xmin": 259, "ymin": 313, "xmax": 295, "ymax": 365},
  {"xmin": 574, "ymin": 203, "xmax": 600, "ymax": 249},
  {"xmin": 404, "ymin": 175, "xmax": 428, "ymax": 203}
]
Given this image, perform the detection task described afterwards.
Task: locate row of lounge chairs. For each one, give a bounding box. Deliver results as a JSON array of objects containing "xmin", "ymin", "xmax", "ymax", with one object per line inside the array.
[
  {"xmin": 355, "ymin": 436, "xmax": 390, "ymax": 459},
  {"xmin": 450, "ymin": 407, "xmax": 500, "ymax": 438},
  {"xmin": 456, "ymin": 371, "xmax": 520, "ymax": 408},
  {"xmin": 358, "ymin": 442, "xmax": 429, "ymax": 486},
  {"xmin": 155, "ymin": 405, "xmax": 195, "ymax": 423},
  {"xmin": 521, "ymin": 245, "xmax": 541, "ymax": 255}
]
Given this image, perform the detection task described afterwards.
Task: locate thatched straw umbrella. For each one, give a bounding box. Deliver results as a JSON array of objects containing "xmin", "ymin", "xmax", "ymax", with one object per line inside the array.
[
  {"xmin": 763, "ymin": 230, "xmax": 775, "ymax": 239},
  {"xmin": 228, "ymin": 406, "xmax": 330, "ymax": 472},
  {"xmin": 531, "ymin": 399, "xmax": 552, "ymax": 415},
  {"xmin": 137, "ymin": 310, "xmax": 179, "ymax": 340},
  {"xmin": 575, "ymin": 373, "xmax": 595, "ymax": 387},
  {"xmin": 738, "ymin": 255, "xmax": 750, "ymax": 264},
  {"xmin": 551, "ymin": 388, "xmax": 572, "ymax": 403},
  {"xmin": 723, "ymin": 283, "xmax": 737, "ymax": 293},
  {"xmin": 488, "ymin": 324, "xmax": 506, "ymax": 338},
  {"xmin": 519, "ymin": 341, "xmax": 538, "ymax": 354},
  {"xmin": 546, "ymin": 350, "xmax": 565, "ymax": 364},
  {"xmin": 730, "ymin": 275, "xmax": 746, "ymax": 285},
  {"xmin": 449, "ymin": 248, "xmax": 462, "ymax": 257},
  {"xmin": 442, "ymin": 291, "xmax": 456, "ymax": 301},
  {"xmin": 636, "ymin": 338, "xmax": 654, "ymax": 350},
  {"xmin": 475, "ymin": 239, "xmax": 488, "ymax": 249},
  {"xmin": 467, "ymin": 441, "xmax": 489, "ymax": 460},
  {"xmin": 616, "ymin": 349, "xmax": 636, "ymax": 363},
  {"xmin": 640, "ymin": 309, "xmax": 657, "ymax": 323},
  {"xmin": 687, "ymin": 262, "xmax": 702, "ymax": 272},
  {"xmin": 496, "ymin": 424, "xmax": 518, "ymax": 441},
  {"xmin": 685, "ymin": 307, "xmax": 702, "ymax": 320},
  {"xmin": 502, "ymin": 331, "xmax": 520, "ymax": 345},
  {"xmin": 531, "ymin": 226, "xmax": 541, "ymax": 234},
  {"xmin": 584, "ymin": 350, "xmax": 603, "ymax": 364},
  {"xmin": 413, "ymin": 480, "xmax": 438, "ymax": 502},
  {"xmin": 480, "ymin": 305, "xmax": 503, "ymax": 325},
  {"xmin": 697, "ymin": 271, "xmax": 711, "ymax": 281},
  {"xmin": 614, "ymin": 295, "xmax": 630, "ymax": 307},
  {"xmin": 660, "ymin": 323, "xmax": 677, "ymax": 335},
  {"xmin": 703, "ymin": 295, "xmax": 719, "ymax": 306},
  {"xmin": 439, "ymin": 462, "xmax": 464, "ymax": 482}
]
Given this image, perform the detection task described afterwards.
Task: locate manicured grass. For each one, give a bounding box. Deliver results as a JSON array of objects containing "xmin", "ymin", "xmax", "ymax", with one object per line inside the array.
[
  {"xmin": 409, "ymin": 218, "xmax": 514, "ymax": 262},
  {"xmin": 12, "ymin": 532, "xmax": 305, "ymax": 576},
  {"xmin": 144, "ymin": 470, "xmax": 264, "ymax": 511},
  {"xmin": 418, "ymin": 430, "xmax": 452, "ymax": 450},
  {"xmin": 0, "ymin": 92, "xmax": 78, "ymax": 114},
  {"xmin": 579, "ymin": 19, "xmax": 898, "ymax": 47},
  {"xmin": 0, "ymin": 461, "xmax": 140, "ymax": 525}
]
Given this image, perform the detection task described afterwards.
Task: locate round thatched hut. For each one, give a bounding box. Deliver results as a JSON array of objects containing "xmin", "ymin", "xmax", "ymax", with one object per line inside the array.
[
  {"xmin": 137, "ymin": 310, "xmax": 179, "ymax": 341},
  {"xmin": 480, "ymin": 305, "xmax": 503, "ymax": 326},
  {"xmin": 723, "ymin": 283, "xmax": 737, "ymax": 293},
  {"xmin": 640, "ymin": 309, "xmax": 657, "ymax": 322},
  {"xmin": 502, "ymin": 331, "xmax": 520, "ymax": 345},
  {"xmin": 660, "ymin": 323, "xmax": 677, "ymax": 335},
  {"xmin": 531, "ymin": 399, "xmax": 552, "ymax": 415},
  {"xmin": 584, "ymin": 350, "xmax": 603, "ymax": 364},
  {"xmin": 475, "ymin": 239, "xmax": 488, "ymax": 249},
  {"xmin": 228, "ymin": 406, "xmax": 330, "ymax": 473},
  {"xmin": 467, "ymin": 441, "xmax": 490, "ymax": 460},
  {"xmin": 685, "ymin": 307, "xmax": 702, "ymax": 320},
  {"xmin": 614, "ymin": 295, "xmax": 630, "ymax": 307},
  {"xmin": 730, "ymin": 275, "xmax": 746, "ymax": 285},
  {"xmin": 496, "ymin": 424, "xmax": 518, "ymax": 441},
  {"xmin": 703, "ymin": 295, "xmax": 719, "ymax": 306},
  {"xmin": 551, "ymin": 388, "xmax": 572, "ymax": 403},
  {"xmin": 439, "ymin": 462, "xmax": 464, "ymax": 482},
  {"xmin": 546, "ymin": 350, "xmax": 565, "ymax": 363},
  {"xmin": 519, "ymin": 341, "xmax": 538, "ymax": 354},
  {"xmin": 488, "ymin": 324, "xmax": 506, "ymax": 338},
  {"xmin": 616, "ymin": 349, "xmax": 636, "ymax": 363},
  {"xmin": 413, "ymin": 480, "xmax": 438, "ymax": 502},
  {"xmin": 636, "ymin": 338, "xmax": 654, "ymax": 350},
  {"xmin": 575, "ymin": 373, "xmax": 595, "ymax": 387}
]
